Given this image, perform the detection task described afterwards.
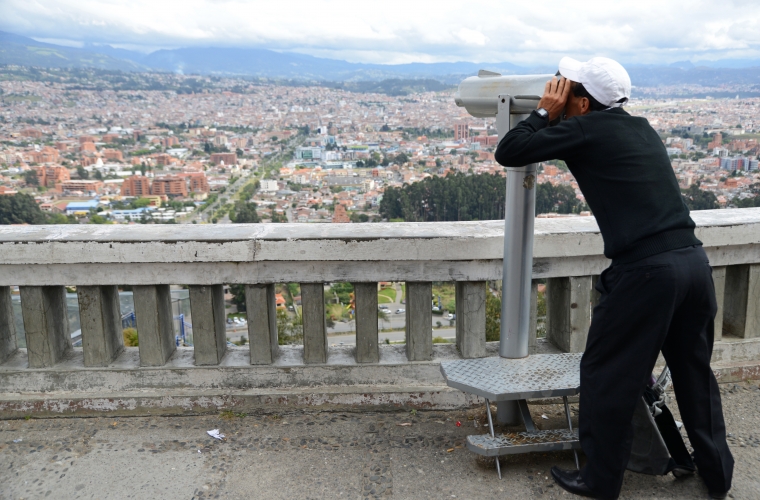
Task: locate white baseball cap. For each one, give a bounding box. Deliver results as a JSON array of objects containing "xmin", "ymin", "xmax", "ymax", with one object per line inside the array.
[{"xmin": 558, "ymin": 57, "xmax": 631, "ymax": 108}]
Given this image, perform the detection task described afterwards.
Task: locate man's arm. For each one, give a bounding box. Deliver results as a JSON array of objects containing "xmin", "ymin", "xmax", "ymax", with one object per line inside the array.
[{"xmin": 494, "ymin": 113, "xmax": 586, "ymax": 167}]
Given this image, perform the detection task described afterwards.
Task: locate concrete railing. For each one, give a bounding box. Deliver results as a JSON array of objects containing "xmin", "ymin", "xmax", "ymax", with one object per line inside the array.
[{"xmin": 0, "ymin": 208, "xmax": 759, "ymax": 414}]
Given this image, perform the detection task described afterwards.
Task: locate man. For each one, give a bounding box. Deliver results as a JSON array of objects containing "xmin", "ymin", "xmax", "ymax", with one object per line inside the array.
[{"xmin": 495, "ymin": 57, "xmax": 734, "ymax": 499}]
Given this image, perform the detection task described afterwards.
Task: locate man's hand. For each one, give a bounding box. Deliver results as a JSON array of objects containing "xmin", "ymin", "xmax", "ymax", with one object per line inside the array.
[{"xmin": 537, "ymin": 77, "xmax": 571, "ymax": 121}]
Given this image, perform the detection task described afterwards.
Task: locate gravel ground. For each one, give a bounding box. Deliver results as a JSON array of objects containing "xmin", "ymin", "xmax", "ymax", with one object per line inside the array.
[{"xmin": 0, "ymin": 381, "xmax": 758, "ymax": 500}]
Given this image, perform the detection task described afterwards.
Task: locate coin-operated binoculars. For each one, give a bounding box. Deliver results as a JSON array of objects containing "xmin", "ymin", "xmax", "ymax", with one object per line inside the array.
[
  {"xmin": 455, "ymin": 70, "xmax": 553, "ymax": 360},
  {"xmin": 453, "ymin": 70, "xmax": 555, "ymax": 427}
]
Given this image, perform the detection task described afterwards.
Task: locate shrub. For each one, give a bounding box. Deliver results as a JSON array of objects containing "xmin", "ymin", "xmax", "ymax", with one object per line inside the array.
[{"xmin": 123, "ymin": 328, "xmax": 138, "ymax": 347}]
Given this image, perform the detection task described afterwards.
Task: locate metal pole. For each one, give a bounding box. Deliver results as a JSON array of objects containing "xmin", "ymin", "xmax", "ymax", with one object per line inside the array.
[{"xmin": 495, "ymin": 95, "xmax": 537, "ymax": 424}]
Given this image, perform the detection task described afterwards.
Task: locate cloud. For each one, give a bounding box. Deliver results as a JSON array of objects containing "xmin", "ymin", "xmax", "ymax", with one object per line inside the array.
[{"xmin": 2, "ymin": 0, "xmax": 760, "ymax": 65}]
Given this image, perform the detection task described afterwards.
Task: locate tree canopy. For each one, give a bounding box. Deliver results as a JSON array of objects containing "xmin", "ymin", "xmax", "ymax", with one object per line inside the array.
[
  {"xmin": 0, "ymin": 193, "xmax": 48, "ymax": 224},
  {"xmin": 230, "ymin": 201, "xmax": 260, "ymax": 223},
  {"xmin": 378, "ymin": 173, "xmax": 587, "ymax": 222},
  {"xmin": 681, "ymin": 183, "xmax": 719, "ymax": 211}
]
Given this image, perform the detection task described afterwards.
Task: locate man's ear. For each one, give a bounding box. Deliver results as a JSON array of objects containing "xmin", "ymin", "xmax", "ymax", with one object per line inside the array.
[{"xmin": 580, "ymin": 97, "xmax": 591, "ymax": 115}]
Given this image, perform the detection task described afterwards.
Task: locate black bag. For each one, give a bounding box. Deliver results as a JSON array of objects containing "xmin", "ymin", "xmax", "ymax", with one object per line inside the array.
[{"xmin": 626, "ymin": 368, "xmax": 696, "ymax": 477}]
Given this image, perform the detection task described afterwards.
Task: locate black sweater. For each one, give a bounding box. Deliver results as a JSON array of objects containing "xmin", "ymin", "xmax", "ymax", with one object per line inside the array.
[{"xmin": 495, "ymin": 107, "xmax": 700, "ymax": 263}]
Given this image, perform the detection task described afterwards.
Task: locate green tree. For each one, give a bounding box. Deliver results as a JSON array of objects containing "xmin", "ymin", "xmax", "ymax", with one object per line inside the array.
[
  {"xmin": 230, "ymin": 284, "xmax": 246, "ymax": 312},
  {"xmin": 0, "ymin": 193, "xmax": 47, "ymax": 224},
  {"xmin": 76, "ymin": 165, "xmax": 89, "ymax": 180},
  {"xmin": 276, "ymin": 308, "xmax": 303, "ymax": 345},
  {"xmin": 349, "ymin": 212, "xmax": 369, "ymax": 223},
  {"xmin": 681, "ymin": 183, "xmax": 719, "ymax": 211},
  {"xmin": 329, "ymin": 282, "xmax": 354, "ymax": 305},
  {"xmin": 23, "ymin": 170, "xmax": 39, "ymax": 186},
  {"xmin": 88, "ymin": 214, "xmax": 109, "ymax": 224},
  {"xmin": 231, "ymin": 201, "xmax": 260, "ymax": 223},
  {"xmin": 536, "ymin": 183, "xmax": 586, "ymax": 214}
]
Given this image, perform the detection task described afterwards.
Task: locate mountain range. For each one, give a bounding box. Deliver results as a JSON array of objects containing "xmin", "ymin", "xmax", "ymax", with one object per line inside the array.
[{"xmin": 3, "ymin": 30, "xmax": 760, "ymax": 90}]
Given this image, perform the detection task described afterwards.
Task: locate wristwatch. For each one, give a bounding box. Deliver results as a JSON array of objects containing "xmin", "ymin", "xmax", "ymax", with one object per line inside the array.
[{"xmin": 535, "ymin": 108, "xmax": 549, "ymax": 119}]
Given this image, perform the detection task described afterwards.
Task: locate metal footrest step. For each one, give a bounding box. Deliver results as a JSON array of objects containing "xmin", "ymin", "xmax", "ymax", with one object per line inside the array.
[
  {"xmin": 440, "ymin": 353, "xmax": 582, "ymax": 400},
  {"xmin": 467, "ymin": 429, "xmax": 580, "ymax": 457}
]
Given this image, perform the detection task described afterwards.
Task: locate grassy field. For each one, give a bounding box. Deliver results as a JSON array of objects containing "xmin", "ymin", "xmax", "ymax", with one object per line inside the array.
[
  {"xmin": 378, "ymin": 287, "xmax": 396, "ymax": 303},
  {"xmin": 432, "ymin": 282, "xmax": 456, "ymax": 313}
]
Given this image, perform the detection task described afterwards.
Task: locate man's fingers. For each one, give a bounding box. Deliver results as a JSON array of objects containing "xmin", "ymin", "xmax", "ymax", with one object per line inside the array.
[
  {"xmin": 560, "ymin": 78, "xmax": 572, "ymax": 96},
  {"xmin": 550, "ymin": 76, "xmax": 559, "ymax": 93},
  {"xmin": 544, "ymin": 79, "xmax": 552, "ymax": 96}
]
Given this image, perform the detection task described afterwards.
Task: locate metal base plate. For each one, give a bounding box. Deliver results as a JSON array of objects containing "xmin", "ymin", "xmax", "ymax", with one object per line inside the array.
[
  {"xmin": 440, "ymin": 353, "xmax": 582, "ymax": 401},
  {"xmin": 467, "ymin": 429, "xmax": 580, "ymax": 457}
]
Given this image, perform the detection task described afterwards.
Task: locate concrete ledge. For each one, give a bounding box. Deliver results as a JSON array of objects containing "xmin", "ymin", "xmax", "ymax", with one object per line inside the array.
[
  {"xmin": 1, "ymin": 208, "xmax": 759, "ymax": 285},
  {"xmin": 0, "ymin": 386, "xmax": 482, "ymax": 419},
  {"xmin": 1, "ymin": 339, "xmax": 759, "ymax": 418}
]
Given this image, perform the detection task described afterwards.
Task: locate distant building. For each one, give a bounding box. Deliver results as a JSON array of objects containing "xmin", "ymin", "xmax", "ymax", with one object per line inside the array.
[
  {"xmin": 151, "ymin": 176, "xmax": 188, "ymax": 197},
  {"xmin": 332, "ymin": 204, "xmax": 350, "ymax": 223},
  {"xmin": 65, "ymin": 200, "xmax": 100, "ymax": 215},
  {"xmin": 295, "ymin": 147, "xmax": 322, "ymax": 160},
  {"xmin": 34, "ymin": 165, "xmax": 70, "ymax": 189},
  {"xmin": 21, "ymin": 128, "xmax": 42, "ymax": 139},
  {"xmin": 185, "ymin": 172, "xmax": 210, "ymax": 193},
  {"xmin": 27, "ymin": 147, "xmax": 59, "ymax": 164},
  {"xmin": 472, "ymin": 134, "xmax": 498, "ymax": 147},
  {"xmin": 210, "ymin": 152, "xmax": 237, "ymax": 165},
  {"xmin": 708, "ymin": 133, "xmax": 723, "ymax": 150},
  {"xmin": 454, "ymin": 123, "xmax": 470, "ymax": 141},
  {"xmin": 121, "ymin": 175, "xmax": 151, "ymax": 197},
  {"xmin": 260, "ymin": 180, "xmax": 280, "ymax": 192},
  {"xmin": 103, "ymin": 149, "xmax": 124, "ymax": 162},
  {"xmin": 60, "ymin": 180, "xmax": 104, "ymax": 194}
]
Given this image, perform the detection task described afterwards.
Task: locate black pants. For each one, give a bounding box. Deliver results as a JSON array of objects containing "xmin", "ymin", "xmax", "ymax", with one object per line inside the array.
[{"xmin": 579, "ymin": 246, "xmax": 734, "ymax": 498}]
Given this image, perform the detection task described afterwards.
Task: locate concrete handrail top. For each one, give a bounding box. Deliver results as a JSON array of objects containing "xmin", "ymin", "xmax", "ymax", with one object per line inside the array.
[{"xmin": 0, "ymin": 207, "xmax": 758, "ymax": 265}]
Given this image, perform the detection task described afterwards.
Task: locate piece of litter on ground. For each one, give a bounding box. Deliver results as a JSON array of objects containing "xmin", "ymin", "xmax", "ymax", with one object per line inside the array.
[
  {"xmin": 13, "ymin": 438, "xmax": 22, "ymax": 443},
  {"xmin": 207, "ymin": 429, "xmax": 225, "ymax": 440},
  {"xmin": 541, "ymin": 414, "xmax": 549, "ymax": 420},
  {"xmin": 447, "ymin": 448, "xmax": 454, "ymax": 453},
  {"xmin": 396, "ymin": 422, "xmax": 412, "ymax": 427}
]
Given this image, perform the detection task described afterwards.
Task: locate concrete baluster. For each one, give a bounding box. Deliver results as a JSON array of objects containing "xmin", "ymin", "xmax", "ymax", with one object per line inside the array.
[
  {"xmin": 546, "ymin": 276, "xmax": 594, "ymax": 353},
  {"xmin": 455, "ymin": 281, "xmax": 486, "ymax": 358},
  {"xmin": 301, "ymin": 283, "xmax": 327, "ymax": 364},
  {"xmin": 724, "ymin": 264, "xmax": 760, "ymax": 339},
  {"xmin": 133, "ymin": 285, "xmax": 176, "ymax": 366},
  {"xmin": 405, "ymin": 282, "xmax": 433, "ymax": 361},
  {"xmin": 77, "ymin": 285, "xmax": 124, "ymax": 367},
  {"xmin": 245, "ymin": 284, "xmax": 279, "ymax": 365},
  {"xmin": 0, "ymin": 286, "xmax": 18, "ymax": 364},
  {"xmin": 19, "ymin": 286, "xmax": 71, "ymax": 368},
  {"xmin": 354, "ymin": 282, "xmax": 379, "ymax": 363},
  {"xmin": 711, "ymin": 266, "xmax": 726, "ymax": 341},
  {"xmin": 189, "ymin": 285, "xmax": 227, "ymax": 365}
]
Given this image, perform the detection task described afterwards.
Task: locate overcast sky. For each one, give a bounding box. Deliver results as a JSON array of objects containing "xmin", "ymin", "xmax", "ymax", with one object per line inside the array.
[{"xmin": 2, "ymin": 0, "xmax": 760, "ymax": 65}]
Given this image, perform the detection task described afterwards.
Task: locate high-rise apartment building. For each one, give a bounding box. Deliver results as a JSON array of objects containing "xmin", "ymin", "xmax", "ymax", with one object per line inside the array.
[
  {"xmin": 185, "ymin": 172, "xmax": 210, "ymax": 193},
  {"xmin": 34, "ymin": 165, "xmax": 70, "ymax": 188},
  {"xmin": 121, "ymin": 175, "xmax": 151, "ymax": 197},
  {"xmin": 454, "ymin": 123, "xmax": 470, "ymax": 141},
  {"xmin": 151, "ymin": 176, "xmax": 188, "ymax": 197}
]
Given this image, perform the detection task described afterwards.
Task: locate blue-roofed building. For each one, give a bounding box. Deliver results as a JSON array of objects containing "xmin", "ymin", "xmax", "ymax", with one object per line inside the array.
[{"xmin": 65, "ymin": 200, "xmax": 100, "ymax": 215}]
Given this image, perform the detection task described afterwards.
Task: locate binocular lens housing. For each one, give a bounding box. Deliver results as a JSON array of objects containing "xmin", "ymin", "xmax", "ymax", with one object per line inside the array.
[{"xmin": 454, "ymin": 73, "xmax": 554, "ymax": 117}]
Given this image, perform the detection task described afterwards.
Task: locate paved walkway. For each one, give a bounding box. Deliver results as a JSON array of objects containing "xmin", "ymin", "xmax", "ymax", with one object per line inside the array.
[{"xmin": 1, "ymin": 381, "xmax": 759, "ymax": 499}]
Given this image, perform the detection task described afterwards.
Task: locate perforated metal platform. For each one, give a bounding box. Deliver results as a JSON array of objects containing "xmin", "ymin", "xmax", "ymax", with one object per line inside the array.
[
  {"xmin": 467, "ymin": 429, "xmax": 580, "ymax": 457},
  {"xmin": 440, "ymin": 353, "xmax": 582, "ymax": 401}
]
